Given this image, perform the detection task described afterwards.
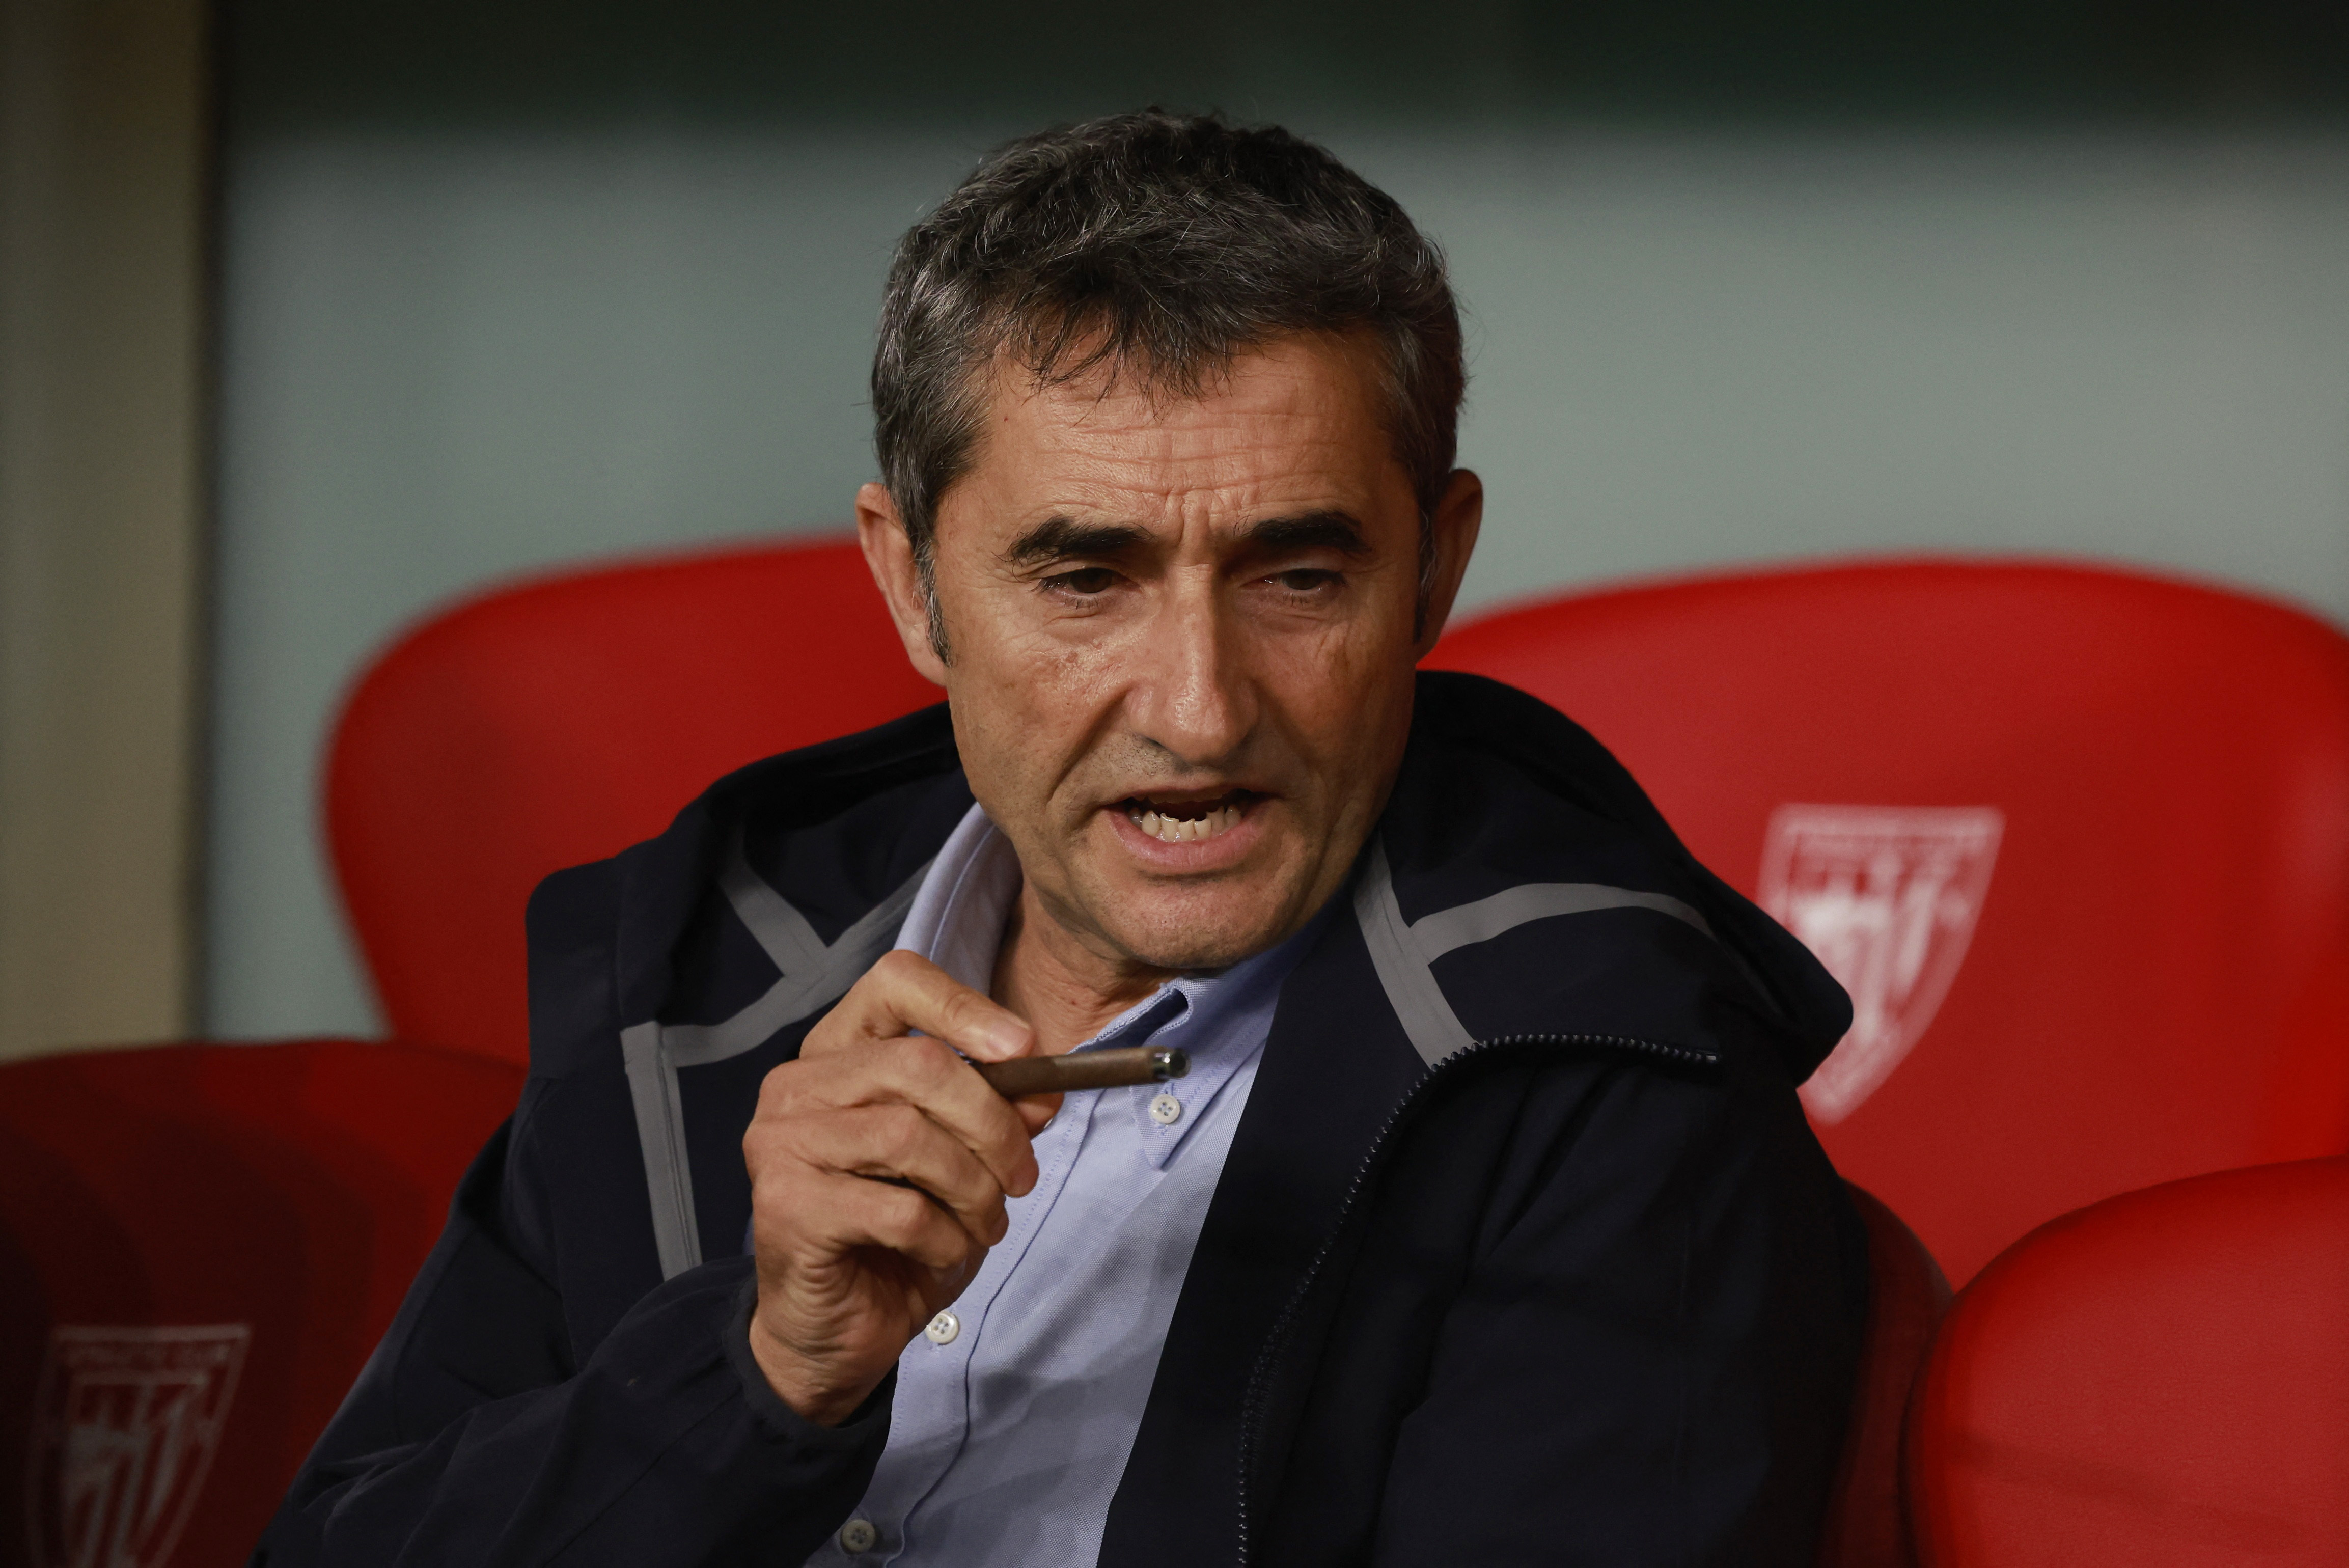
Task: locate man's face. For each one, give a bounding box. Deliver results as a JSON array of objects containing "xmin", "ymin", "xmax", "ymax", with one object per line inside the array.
[{"xmin": 860, "ymin": 332, "xmax": 1480, "ymax": 975}]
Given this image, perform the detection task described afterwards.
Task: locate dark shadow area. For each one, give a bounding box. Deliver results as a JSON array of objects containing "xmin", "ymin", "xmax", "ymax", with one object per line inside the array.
[{"xmin": 228, "ymin": 0, "xmax": 2349, "ymax": 140}]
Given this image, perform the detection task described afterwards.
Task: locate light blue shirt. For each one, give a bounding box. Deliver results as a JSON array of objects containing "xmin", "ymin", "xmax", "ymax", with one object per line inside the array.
[{"xmin": 802, "ymin": 803, "xmax": 1316, "ymax": 1567}]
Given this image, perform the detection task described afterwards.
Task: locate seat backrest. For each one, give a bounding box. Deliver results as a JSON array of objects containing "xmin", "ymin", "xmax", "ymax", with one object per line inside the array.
[
  {"xmin": 1427, "ymin": 558, "xmax": 2349, "ymax": 1282},
  {"xmin": 1818, "ymin": 1184, "xmax": 1950, "ymax": 1568},
  {"xmin": 0, "ymin": 1040, "xmax": 519, "ymax": 1567},
  {"xmin": 93, "ymin": 1039, "xmax": 527, "ymax": 1335},
  {"xmin": 1905, "ymin": 1156, "xmax": 2349, "ymax": 1567},
  {"xmin": 326, "ymin": 537, "xmax": 935, "ymax": 1063}
]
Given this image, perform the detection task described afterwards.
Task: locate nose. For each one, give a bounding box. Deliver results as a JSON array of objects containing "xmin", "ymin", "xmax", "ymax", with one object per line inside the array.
[{"xmin": 1127, "ymin": 571, "xmax": 1257, "ymax": 769}]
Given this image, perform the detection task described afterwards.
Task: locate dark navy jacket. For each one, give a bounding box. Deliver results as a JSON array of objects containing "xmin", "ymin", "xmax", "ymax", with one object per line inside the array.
[{"xmin": 258, "ymin": 672, "xmax": 1867, "ymax": 1567}]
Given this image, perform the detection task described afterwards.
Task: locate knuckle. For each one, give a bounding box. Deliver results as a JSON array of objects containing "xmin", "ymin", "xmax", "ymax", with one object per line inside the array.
[
  {"xmin": 764, "ymin": 1064, "xmax": 831, "ymax": 1122},
  {"xmin": 872, "ymin": 949, "xmax": 927, "ymax": 990},
  {"xmin": 905, "ymin": 1035, "xmax": 964, "ymax": 1084},
  {"xmin": 751, "ymin": 1058, "xmax": 798, "ymax": 1109},
  {"xmin": 743, "ymin": 1119, "xmax": 790, "ymax": 1172},
  {"xmin": 877, "ymin": 1105, "xmax": 928, "ymax": 1166},
  {"xmin": 800, "ymin": 995, "xmax": 854, "ymax": 1050},
  {"xmin": 748, "ymin": 1178, "xmax": 807, "ymax": 1244},
  {"xmin": 880, "ymin": 1186, "xmax": 932, "ymax": 1235},
  {"xmin": 939, "ymin": 986, "xmax": 991, "ymax": 1034}
]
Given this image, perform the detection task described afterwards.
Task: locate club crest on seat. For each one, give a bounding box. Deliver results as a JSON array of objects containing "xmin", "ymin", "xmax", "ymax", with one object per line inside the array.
[
  {"xmin": 1761, "ymin": 805, "xmax": 2004, "ymax": 1122},
  {"xmin": 27, "ymin": 1324, "xmax": 250, "ymax": 1568}
]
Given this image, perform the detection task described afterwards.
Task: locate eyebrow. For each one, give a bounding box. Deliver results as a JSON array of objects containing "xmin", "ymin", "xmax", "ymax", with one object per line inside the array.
[
  {"xmin": 1003, "ymin": 517, "xmax": 1151, "ymax": 567},
  {"xmin": 1240, "ymin": 512, "xmax": 1372, "ymax": 557},
  {"xmin": 1002, "ymin": 510, "xmax": 1372, "ymax": 567}
]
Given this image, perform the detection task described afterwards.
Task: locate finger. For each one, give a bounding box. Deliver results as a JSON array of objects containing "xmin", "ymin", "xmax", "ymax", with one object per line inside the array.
[
  {"xmin": 756, "ymin": 1035, "xmax": 1043, "ymax": 1199},
  {"xmin": 792, "ymin": 1103, "xmax": 1010, "ymax": 1245},
  {"xmin": 1011, "ymin": 1092, "xmax": 1061, "ymax": 1136},
  {"xmin": 808, "ymin": 950, "xmax": 1033, "ymax": 1062},
  {"xmin": 854, "ymin": 1036, "xmax": 1045, "ymax": 1198},
  {"xmin": 791, "ymin": 1168, "xmax": 978, "ymax": 1276}
]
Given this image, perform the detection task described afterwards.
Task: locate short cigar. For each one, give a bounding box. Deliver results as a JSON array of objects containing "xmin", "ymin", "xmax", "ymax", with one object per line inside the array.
[{"xmin": 974, "ymin": 1046, "xmax": 1190, "ymax": 1098}]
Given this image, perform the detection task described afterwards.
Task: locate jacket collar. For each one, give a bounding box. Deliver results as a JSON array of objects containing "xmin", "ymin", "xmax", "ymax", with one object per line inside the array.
[{"xmin": 614, "ymin": 671, "xmax": 1846, "ymax": 1083}]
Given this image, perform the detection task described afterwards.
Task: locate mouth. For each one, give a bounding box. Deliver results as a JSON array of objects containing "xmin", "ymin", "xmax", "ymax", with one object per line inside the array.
[{"xmin": 1120, "ymin": 790, "xmax": 1260, "ymax": 845}]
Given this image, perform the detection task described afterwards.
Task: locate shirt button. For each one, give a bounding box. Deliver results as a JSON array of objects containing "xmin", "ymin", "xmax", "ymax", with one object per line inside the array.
[
  {"xmin": 1149, "ymin": 1092, "xmax": 1183, "ymax": 1126},
  {"xmin": 838, "ymin": 1518, "xmax": 878, "ymax": 1553},
  {"xmin": 924, "ymin": 1309, "xmax": 960, "ymax": 1345}
]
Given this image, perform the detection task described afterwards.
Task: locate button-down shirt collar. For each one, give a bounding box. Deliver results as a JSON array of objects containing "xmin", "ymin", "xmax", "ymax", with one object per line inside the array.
[{"xmin": 894, "ymin": 803, "xmax": 1307, "ymax": 1168}]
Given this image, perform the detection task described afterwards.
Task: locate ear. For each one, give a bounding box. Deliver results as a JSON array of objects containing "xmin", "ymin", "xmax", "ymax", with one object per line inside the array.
[
  {"xmin": 856, "ymin": 482, "xmax": 951, "ymax": 687},
  {"xmin": 1412, "ymin": 468, "xmax": 1484, "ymax": 657}
]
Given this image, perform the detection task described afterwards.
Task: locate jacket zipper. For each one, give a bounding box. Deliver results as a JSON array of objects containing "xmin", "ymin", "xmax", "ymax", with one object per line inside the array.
[{"xmin": 1232, "ymin": 1031, "xmax": 1720, "ymax": 1566}]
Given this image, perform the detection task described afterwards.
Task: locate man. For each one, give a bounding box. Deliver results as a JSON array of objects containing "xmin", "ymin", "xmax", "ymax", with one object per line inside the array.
[{"xmin": 260, "ymin": 112, "xmax": 1865, "ymax": 1567}]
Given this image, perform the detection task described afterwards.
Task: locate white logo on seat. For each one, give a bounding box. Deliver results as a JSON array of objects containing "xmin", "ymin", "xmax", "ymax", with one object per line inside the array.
[
  {"xmin": 1759, "ymin": 805, "xmax": 2003, "ymax": 1123},
  {"xmin": 26, "ymin": 1324, "xmax": 250, "ymax": 1568}
]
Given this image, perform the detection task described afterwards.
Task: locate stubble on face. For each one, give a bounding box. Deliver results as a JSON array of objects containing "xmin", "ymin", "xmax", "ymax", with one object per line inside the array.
[{"xmin": 879, "ymin": 332, "xmax": 1477, "ymax": 1009}]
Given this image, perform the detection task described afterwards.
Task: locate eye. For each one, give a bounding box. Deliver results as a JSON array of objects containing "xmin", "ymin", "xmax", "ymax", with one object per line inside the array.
[
  {"xmin": 1041, "ymin": 566, "xmax": 1119, "ymax": 596},
  {"xmin": 1268, "ymin": 568, "xmax": 1342, "ymax": 593}
]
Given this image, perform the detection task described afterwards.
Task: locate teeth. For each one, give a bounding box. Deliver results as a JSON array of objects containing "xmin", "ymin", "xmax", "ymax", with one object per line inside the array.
[{"xmin": 1127, "ymin": 800, "xmax": 1245, "ymax": 844}]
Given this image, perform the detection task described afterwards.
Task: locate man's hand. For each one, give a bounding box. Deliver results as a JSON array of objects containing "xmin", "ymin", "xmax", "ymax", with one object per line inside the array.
[{"xmin": 742, "ymin": 951, "xmax": 1057, "ymax": 1425}]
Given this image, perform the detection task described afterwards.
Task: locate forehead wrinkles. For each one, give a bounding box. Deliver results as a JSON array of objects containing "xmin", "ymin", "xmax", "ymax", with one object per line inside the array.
[
  {"xmin": 1029, "ymin": 376, "xmax": 1339, "ymax": 454},
  {"xmin": 991, "ymin": 350, "xmax": 1381, "ymax": 521}
]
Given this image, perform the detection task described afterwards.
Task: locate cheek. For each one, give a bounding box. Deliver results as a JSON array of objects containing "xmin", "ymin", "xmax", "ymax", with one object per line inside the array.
[
  {"xmin": 947, "ymin": 619, "xmax": 1128, "ymax": 803},
  {"xmin": 1283, "ymin": 649, "xmax": 1417, "ymax": 838},
  {"xmin": 983, "ymin": 624, "xmax": 1128, "ymax": 725},
  {"xmin": 1259, "ymin": 612, "xmax": 1411, "ymax": 750}
]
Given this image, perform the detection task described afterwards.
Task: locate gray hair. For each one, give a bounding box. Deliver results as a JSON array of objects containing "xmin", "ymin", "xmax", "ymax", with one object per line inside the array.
[{"xmin": 870, "ymin": 110, "xmax": 1467, "ymax": 658}]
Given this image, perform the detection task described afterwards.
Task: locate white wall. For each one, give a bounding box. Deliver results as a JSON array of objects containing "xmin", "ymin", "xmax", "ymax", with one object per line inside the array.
[{"xmin": 210, "ymin": 128, "xmax": 2349, "ymax": 1039}]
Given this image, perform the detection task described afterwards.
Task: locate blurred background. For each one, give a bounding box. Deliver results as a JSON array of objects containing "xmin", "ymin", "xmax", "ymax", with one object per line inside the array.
[{"xmin": 5, "ymin": 0, "xmax": 2347, "ymax": 1058}]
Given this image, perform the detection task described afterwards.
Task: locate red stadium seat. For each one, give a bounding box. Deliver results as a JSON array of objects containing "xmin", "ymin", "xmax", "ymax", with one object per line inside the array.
[
  {"xmin": 0, "ymin": 1041, "xmax": 520, "ymax": 1567},
  {"xmin": 1428, "ymin": 558, "xmax": 2349, "ymax": 1282},
  {"xmin": 1906, "ymin": 1156, "xmax": 2349, "ymax": 1566},
  {"xmin": 325, "ymin": 536, "xmax": 934, "ymax": 1064},
  {"xmin": 3, "ymin": 540, "xmax": 895, "ymax": 1554},
  {"xmin": 1819, "ymin": 1184, "xmax": 1950, "ymax": 1568},
  {"xmin": 85, "ymin": 1039, "xmax": 525, "ymax": 1339}
]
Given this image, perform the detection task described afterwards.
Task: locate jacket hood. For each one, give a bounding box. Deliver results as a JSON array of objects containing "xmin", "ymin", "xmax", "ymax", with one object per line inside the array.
[{"xmin": 1387, "ymin": 671, "xmax": 1850, "ymax": 1083}]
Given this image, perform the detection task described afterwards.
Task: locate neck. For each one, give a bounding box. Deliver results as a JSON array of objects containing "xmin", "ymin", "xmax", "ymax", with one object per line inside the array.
[{"xmin": 990, "ymin": 885, "xmax": 1176, "ymax": 1056}]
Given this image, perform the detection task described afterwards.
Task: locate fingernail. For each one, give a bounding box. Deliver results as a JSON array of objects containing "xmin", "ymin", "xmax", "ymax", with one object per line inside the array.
[{"xmin": 978, "ymin": 1020, "xmax": 1030, "ymax": 1057}]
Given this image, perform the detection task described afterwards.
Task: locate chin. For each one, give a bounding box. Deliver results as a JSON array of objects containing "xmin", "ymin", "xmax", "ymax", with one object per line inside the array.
[
  {"xmin": 1108, "ymin": 889, "xmax": 1308, "ymax": 972},
  {"xmin": 1131, "ymin": 933, "xmax": 1273, "ymax": 973}
]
